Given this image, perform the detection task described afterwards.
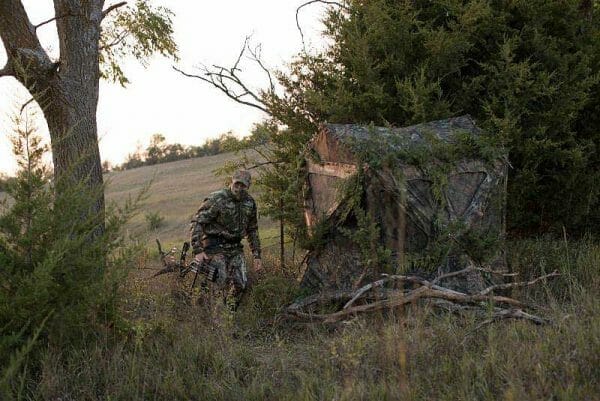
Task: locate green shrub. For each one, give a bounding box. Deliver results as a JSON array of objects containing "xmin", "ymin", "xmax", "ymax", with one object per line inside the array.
[
  {"xmin": 264, "ymin": 0, "xmax": 600, "ymax": 235},
  {"xmin": 145, "ymin": 210, "xmax": 164, "ymax": 230},
  {"xmin": 0, "ymin": 113, "xmax": 142, "ymax": 399}
]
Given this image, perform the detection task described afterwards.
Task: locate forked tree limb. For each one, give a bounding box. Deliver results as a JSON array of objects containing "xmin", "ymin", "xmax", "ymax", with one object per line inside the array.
[
  {"xmin": 0, "ymin": 0, "xmax": 52, "ymax": 79},
  {"xmin": 173, "ymin": 65, "xmax": 269, "ymax": 113},
  {"xmin": 344, "ymin": 277, "xmax": 388, "ymax": 309},
  {"xmin": 342, "ymin": 274, "xmax": 457, "ymax": 309},
  {"xmin": 173, "ymin": 35, "xmax": 273, "ymax": 114},
  {"xmin": 291, "ymin": 286, "xmax": 527, "ymax": 323}
]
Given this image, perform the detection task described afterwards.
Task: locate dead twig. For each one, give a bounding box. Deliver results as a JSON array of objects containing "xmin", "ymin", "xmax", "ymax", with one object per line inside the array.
[
  {"xmin": 478, "ymin": 270, "xmax": 560, "ymax": 296},
  {"xmin": 100, "ymin": 29, "xmax": 130, "ymax": 51},
  {"xmin": 296, "ymin": 0, "xmax": 350, "ymax": 52}
]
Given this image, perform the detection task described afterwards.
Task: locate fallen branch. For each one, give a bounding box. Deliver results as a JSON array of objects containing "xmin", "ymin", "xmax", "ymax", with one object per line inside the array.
[
  {"xmin": 326, "ymin": 287, "xmax": 525, "ymax": 323},
  {"xmin": 344, "ymin": 278, "xmax": 388, "ymax": 309},
  {"xmin": 286, "ymin": 269, "xmax": 558, "ymax": 325}
]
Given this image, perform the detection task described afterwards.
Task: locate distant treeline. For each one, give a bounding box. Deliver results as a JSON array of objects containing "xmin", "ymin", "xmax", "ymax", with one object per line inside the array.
[
  {"xmin": 0, "ymin": 128, "xmax": 269, "ymax": 182},
  {"xmin": 106, "ymin": 129, "xmax": 268, "ymax": 172}
]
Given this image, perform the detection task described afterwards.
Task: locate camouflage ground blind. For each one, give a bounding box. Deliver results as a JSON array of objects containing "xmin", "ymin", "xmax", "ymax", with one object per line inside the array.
[{"xmin": 301, "ymin": 115, "xmax": 508, "ymax": 293}]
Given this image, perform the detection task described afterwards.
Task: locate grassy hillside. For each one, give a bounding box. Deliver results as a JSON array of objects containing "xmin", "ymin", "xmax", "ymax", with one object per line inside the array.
[
  {"xmin": 2, "ymin": 152, "xmax": 598, "ymax": 400},
  {"xmin": 104, "ymin": 150, "xmax": 276, "ymax": 250},
  {"xmin": 1, "ymin": 151, "xmax": 274, "ymax": 249}
]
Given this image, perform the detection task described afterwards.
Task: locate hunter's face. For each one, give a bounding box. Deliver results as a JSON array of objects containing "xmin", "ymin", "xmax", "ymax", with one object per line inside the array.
[{"xmin": 231, "ymin": 181, "xmax": 248, "ymax": 199}]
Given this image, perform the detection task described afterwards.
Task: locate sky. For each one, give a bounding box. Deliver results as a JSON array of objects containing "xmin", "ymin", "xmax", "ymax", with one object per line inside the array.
[{"xmin": 0, "ymin": 0, "xmax": 327, "ymax": 175}]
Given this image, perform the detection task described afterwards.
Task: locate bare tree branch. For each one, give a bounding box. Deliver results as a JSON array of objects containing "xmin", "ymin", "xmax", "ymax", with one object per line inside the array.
[
  {"xmin": 232, "ymin": 35, "xmax": 251, "ymax": 72},
  {"xmin": 102, "ymin": 1, "xmax": 127, "ymax": 19},
  {"xmin": 247, "ymin": 43, "xmax": 275, "ymax": 93},
  {"xmin": 343, "ymin": 277, "xmax": 388, "ymax": 309},
  {"xmin": 34, "ymin": 13, "xmax": 78, "ymax": 31},
  {"xmin": 432, "ymin": 264, "xmax": 518, "ymax": 285},
  {"xmin": 173, "ymin": 36, "xmax": 276, "ymax": 114},
  {"xmin": 173, "ymin": 65, "xmax": 269, "ymax": 113},
  {"xmin": 296, "ymin": 0, "xmax": 349, "ymax": 52}
]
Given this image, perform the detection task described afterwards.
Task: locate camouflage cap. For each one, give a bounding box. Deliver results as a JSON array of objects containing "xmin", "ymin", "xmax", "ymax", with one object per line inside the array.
[{"xmin": 232, "ymin": 170, "xmax": 251, "ymax": 187}]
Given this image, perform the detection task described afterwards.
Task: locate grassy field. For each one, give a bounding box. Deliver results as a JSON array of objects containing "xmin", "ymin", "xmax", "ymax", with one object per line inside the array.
[
  {"xmin": 33, "ymin": 238, "xmax": 600, "ymax": 400},
  {"xmin": 2, "ymin": 154, "xmax": 599, "ymax": 400}
]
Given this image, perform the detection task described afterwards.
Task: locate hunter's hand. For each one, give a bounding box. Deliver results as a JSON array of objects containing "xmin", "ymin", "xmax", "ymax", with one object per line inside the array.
[
  {"xmin": 194, "ymin": 252, "xmax": 208, "ymax": 264},
  {"xmin": 253, "ymin": 258, "xmax": 263, "ymax": 273}
]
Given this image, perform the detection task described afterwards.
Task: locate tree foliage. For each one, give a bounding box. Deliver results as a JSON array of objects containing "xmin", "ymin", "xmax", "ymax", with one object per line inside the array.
[
  {"xmin": 100, "ymin": 0, "xmax": 178, "ymax": 86},
  {"xmin": 260, "ymin": 0, "xmax": 600, "ymax": 235}
]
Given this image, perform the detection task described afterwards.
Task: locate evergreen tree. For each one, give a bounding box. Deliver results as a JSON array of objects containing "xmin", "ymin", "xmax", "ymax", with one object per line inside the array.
[
  {"xmin": 0, "ymin": 110, "xmax": 140, "ymax": 390},
  {"xmin": 263, "ymin": 0, "xmax": 600, "ymax": 234}
]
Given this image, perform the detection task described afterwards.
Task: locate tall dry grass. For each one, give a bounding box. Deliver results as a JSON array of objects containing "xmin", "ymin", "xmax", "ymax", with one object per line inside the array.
[{"xmin": 25, "ymin": 237, "xmax": 599, "ymax": 401}]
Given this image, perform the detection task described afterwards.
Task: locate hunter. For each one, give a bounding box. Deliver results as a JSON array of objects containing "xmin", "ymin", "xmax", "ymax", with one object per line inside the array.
[{"xmin": 190, "ymin": 170, "xmax": 262, "ymax": 310}]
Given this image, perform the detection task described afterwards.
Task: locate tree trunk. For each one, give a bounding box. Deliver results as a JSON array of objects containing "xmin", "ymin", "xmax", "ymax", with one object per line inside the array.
[
  {"xmin": 0, "ymin": 0, "xmax": 105, "ymax": 235},
  {"xmin": 43, "ymin": 81, "xmax": 105, "ymax": 230},
  {"xmin": 23, "ymin": 0, "xmax": 105, "ymax": 233}
]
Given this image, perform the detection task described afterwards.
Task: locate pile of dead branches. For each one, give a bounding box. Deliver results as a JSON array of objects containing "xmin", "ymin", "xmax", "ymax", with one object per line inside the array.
[{"xmin": 285, "ymin": 267, "xmax": 560, "ymax": 325}]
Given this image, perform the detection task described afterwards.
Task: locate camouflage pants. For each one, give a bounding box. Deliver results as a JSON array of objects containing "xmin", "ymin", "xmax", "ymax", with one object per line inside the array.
[{"xmin": 206, "ymin": 251, "xmax": 248, "ymax": 310}]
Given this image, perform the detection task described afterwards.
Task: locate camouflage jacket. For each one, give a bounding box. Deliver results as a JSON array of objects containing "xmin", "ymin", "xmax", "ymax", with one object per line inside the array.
[{"xmin": 190, "ymin": 188, "xmax": 261, "ymax": 258}]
